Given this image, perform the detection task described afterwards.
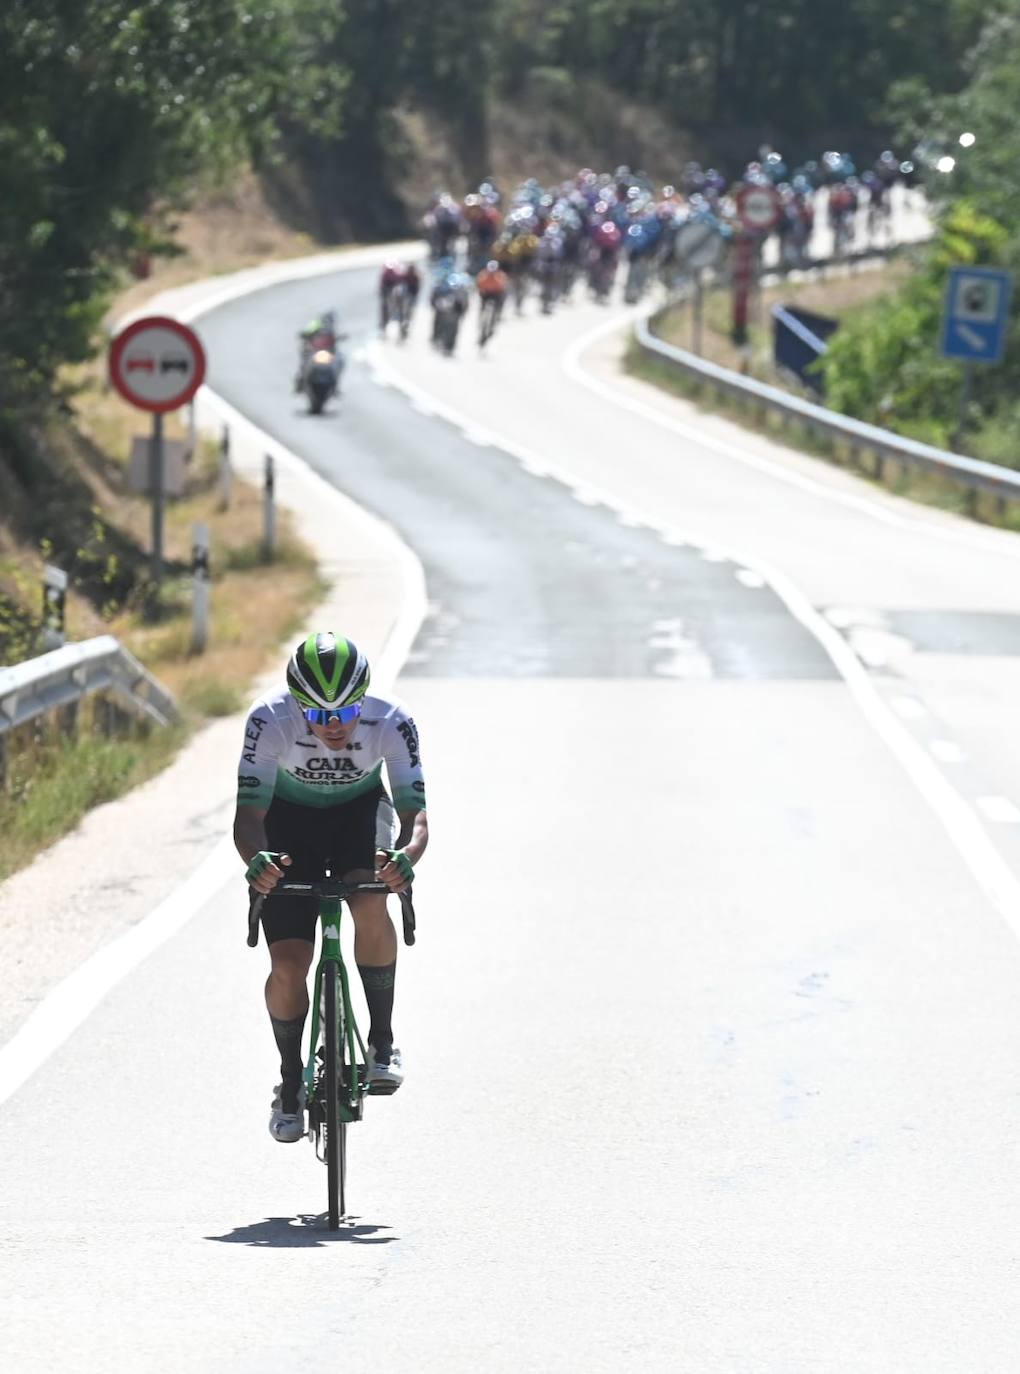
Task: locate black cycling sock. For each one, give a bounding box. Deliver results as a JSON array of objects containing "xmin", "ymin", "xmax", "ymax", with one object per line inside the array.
[
  {"xmin": 271, "ymin": 1013, "xmax": 306, "ymax": 1110},
  {"xmin": 357, "ymin": 961, "xmax": 396, "ymax": 1051}
]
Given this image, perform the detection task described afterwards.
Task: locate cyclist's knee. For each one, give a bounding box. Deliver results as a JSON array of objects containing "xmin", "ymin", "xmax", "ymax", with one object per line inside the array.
[
  {"xmin": 270, "ymin": 939, "xmax": 313, "ymax": 983},
  {"xmin": 348, "ymin": 893, "xmax": 389, "ymax": 927}
]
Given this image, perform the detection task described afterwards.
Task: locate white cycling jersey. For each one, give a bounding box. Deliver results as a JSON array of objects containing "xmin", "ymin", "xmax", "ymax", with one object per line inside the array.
[{"xmin": 236, "ymin": 688, "xmax": 426, "ymax": 814}]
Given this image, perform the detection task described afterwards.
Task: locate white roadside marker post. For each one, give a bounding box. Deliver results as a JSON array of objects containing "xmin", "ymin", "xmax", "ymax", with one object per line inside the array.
[
  {"xmin": 263, "ymin": 453, "xmax": 276, "ymax": 563},
  {"xmin": 191, "ymin": 523, "xmax": 210, "ymax": 654}
]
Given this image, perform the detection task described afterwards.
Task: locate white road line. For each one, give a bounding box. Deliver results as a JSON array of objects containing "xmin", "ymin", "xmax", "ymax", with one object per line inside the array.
[
  {"xmin": 366, "ymin": 336, "xmax": 1020, "ymax": 946},
  {"xmin": 736, "ymin": 569, "xmax": 765, "ymax": 588},
  {"xmin": 0, "ymin": 837, "xmax": 237, "ymax": 1105},
  {"xmin": 562, "ymin": 311, "xmax": 1020, "ymax": 566},
  {"xmin": 930, "ymin": 740, "xmax": 968, "ymax": 763},
  {"xmin": 977, "ymin": 797, "xmax": 1020, "ymax": 824}
]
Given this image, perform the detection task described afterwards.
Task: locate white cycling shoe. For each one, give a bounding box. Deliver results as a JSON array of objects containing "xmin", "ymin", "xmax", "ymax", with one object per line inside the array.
[
  {"xmin": 365, "ymin": 1044, "xmax": 404, "ymax": 1095},
  {"xmin": 269, "ymin": 1081, "xmax": 307, "ymax": 1143}
]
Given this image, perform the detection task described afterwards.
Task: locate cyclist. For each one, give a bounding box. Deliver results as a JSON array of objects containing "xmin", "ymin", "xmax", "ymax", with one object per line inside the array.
[
  {"xmin": 476, "ymin": 259, "xmax": 508, "ymax": 346},
  {"xmin": 379, "ymin": 260, "xmax": 421, "ymax": 334},
  {"xmin": 233, "ymin": 632, "xmax": 428, "ymax": 1143}
]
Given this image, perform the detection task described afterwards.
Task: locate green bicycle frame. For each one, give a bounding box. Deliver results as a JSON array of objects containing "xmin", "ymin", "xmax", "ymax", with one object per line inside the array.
[{"xmin": 305, "ymin": 896, "xmax": 368, "ymax": 1122}]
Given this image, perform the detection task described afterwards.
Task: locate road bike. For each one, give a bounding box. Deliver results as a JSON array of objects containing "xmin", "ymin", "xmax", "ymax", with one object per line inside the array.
[
  {"xmin": 478, "ymin": 293, "xmax": 503, "ymax": 349},
  {"xmin": 248, "ymin": 869, "xmax": 416, "ymax": 1230}
]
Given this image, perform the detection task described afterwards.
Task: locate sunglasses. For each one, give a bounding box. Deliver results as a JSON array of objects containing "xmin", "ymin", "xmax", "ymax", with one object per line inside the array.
[{"xmin": 303, "ymin": 702, "xmax": 362, "ymax": 726}]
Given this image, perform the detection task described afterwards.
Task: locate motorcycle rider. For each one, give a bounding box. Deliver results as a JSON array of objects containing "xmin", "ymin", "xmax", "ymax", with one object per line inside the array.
[{"xmin": 295, "ymin": 310, "xmax": 341, "ymax": 395}]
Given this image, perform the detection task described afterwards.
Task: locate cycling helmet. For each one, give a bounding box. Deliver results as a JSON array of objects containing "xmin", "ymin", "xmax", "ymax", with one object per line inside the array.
[{"xmin": 287, "ymin": 632, "xmax": 370, "ymax": 710}]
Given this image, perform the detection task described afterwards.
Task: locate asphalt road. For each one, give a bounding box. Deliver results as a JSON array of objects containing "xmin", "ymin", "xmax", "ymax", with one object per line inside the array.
[{"xmin": 4, "ymin": 202, "xmax": 1020, "ymax": 1372}]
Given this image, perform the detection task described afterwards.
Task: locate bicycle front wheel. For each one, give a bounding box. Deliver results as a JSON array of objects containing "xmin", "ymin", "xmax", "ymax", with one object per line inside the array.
[{"xmin": 323, "ymin": 960, "xmax": 347, "ymax": 1229}]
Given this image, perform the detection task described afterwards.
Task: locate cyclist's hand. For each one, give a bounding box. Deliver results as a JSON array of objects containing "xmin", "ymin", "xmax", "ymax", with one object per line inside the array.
[
  {"xmin": 375, "ymin": 847, "xmax": 414, "ymax": 893},
  {"xmin": 245, "ymin": 850, "xmax": 291, "ymax": 894}
]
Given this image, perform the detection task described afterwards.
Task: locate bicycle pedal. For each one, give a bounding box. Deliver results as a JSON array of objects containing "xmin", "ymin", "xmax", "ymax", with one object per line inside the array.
[{"xmin": 365, "ymin": 1080, "xmax": 399, "ymax": 1097}]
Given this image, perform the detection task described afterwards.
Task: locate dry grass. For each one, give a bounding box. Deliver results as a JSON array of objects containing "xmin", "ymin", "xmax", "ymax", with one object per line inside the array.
[{"xmin": 112, "ymin": 167, "xmax": 324, "ymax": 321}]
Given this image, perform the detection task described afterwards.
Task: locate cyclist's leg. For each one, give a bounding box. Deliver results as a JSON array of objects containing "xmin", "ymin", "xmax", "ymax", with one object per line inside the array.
[
  {"xmin": 261, "ymin": 801, "xmax": 322, "ymax": 1119},
  {"xmin": 321, "ymin": 787, "xmax": 400, "ymax": 1057}
]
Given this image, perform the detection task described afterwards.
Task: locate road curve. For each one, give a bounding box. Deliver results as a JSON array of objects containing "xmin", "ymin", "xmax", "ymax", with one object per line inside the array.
[{"xmin": 3, "ymin": 237, "xmax": 1020, "ymax": 1373}]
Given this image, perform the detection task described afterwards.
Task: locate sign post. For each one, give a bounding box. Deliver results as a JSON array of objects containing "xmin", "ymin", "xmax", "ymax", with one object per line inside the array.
[
  {"xmin": 263, "ymin": 454, "xmax": 276, "ymax": 563},
  {"xmin": 670, "ymin": 218, "xmax": 725, "ymax": 356},
  {"xmin": 191, "ymin": 523, "xmax": 210, "ymax": 654},
  {"xmin": 732, "ymin": 185, "xmax": 780, "ymax": 349},
  {"xmin": 939, "ymin": 266, "xmax": 1012, "ymax": 449},
  {"xmin": 108, "ymin": 316, "xmax": 207, "ymax": 586},
  {"xmin": 40, "ymin": 564, "xmax": 68, "ymax": 651}
]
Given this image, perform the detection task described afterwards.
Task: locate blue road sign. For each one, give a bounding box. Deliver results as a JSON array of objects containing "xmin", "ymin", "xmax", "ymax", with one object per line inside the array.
[{"xmin": 940, "ymin": 265, "xmax": 1012, "ymax": 364}]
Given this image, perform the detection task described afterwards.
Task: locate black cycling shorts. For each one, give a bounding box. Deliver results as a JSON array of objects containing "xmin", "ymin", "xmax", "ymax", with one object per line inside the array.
[{"xmin": 254, "ymin": 786, "xmax": 390, "ymax": 945}]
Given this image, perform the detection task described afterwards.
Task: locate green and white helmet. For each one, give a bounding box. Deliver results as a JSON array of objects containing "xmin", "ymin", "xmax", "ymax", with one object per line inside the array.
[{"xmin": 286, "ymin": 632, "xmax": 371, "ymax": 710}]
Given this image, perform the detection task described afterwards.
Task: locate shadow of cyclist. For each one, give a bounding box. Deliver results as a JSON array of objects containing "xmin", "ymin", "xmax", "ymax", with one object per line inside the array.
[{"xmin": 205, "ymin": 1214, "xmax": 397, "ymax": 1247}]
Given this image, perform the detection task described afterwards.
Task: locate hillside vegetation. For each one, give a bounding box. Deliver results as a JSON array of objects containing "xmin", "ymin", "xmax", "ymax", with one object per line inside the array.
[{"xmin": 816, "ymin": 4, "xmax": 1020, "ymax": 460}]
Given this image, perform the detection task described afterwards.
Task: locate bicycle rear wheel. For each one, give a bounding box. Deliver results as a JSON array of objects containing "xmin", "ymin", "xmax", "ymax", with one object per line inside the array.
[{"xmin": 323, "ymin": 960, "xmax": 347, "ymax": 1229}]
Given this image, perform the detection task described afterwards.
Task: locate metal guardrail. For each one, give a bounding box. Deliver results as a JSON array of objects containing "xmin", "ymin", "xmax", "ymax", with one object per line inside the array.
[
  {"xmin": 0, "ymin": 636, "xmax": 178, "ymax": 735},
  {"xmin": 635, "ymin": 287, "xmax": 1020, "ymax": 517}
]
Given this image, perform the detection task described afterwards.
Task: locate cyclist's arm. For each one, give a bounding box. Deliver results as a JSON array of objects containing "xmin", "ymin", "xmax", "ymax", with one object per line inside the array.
[
  {"xmin": 233, "ymin": 804, "xmax": 269, "ymax": 867},
  {"xmin": 378, "ymin": 707, "xmax": 428, "ymax": 882},
  {"xmin": 234, "ymin": 701, "xmax": 288, "ymax": 888},
  {"xmin": 375, "ymin": 807, "xmax": 427, "ymax": 892},
  {"xmin": 392, "ymin": 807, "xmax": 428, "ymax": 867},
  {"xmin": 233, "ymin": 805, "xmax": 291, "ymax": 893}
]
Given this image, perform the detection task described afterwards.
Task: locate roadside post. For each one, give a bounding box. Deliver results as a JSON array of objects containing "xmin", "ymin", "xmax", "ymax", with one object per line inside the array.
[
  {"xmin": 191, "ymin": 523, "xmax": 210, "ymax": 654},
  {"xmin": 218, "ymin": 424, "xmax": 233, "ymax": 510},
  {"xmin": 670, "ymin": 218, "xmax": 725, "ymax": 355},
  {"xmin": 940, "ymin": 266, "xmax": 1012, "ymax": 450},
  {"xmin": 108, "ymin": 316, "xmax": 207, "ymax": 588},
  {"xmin": 263, "ymin": 454, "xmax": 276, "ymax": 562},
  {"xmin": 732, "ymin": 184, "xmax": 780, "ymax": 349},
  {"xmin": 40, "ymin": 564, "xmax": 67, "ymax": 651}
]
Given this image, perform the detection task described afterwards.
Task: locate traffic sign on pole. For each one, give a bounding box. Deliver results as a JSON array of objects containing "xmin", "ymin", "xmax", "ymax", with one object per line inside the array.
[
  {"xmin": 736, "ymin": 184, "xmax": 781, "ymax": 234},
  {"xmin": 940, "ymin": 266, "xmax": 1011, "ymax": 364},
  {"xmin": 108, "ymin": 315, "xmax": 206, "ymax": 412},
  {"xmin": 108, "ymin": 316, "xmax": 206, "ymax": 591},
  {"xmin": 672, "ymin": 219, "xmax": 725, "ymax": 273}
]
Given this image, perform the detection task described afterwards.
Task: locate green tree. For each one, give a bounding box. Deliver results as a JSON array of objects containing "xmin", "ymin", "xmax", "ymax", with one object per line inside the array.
[
  {"xmin": 819, "ymin": 202, "xmax": 1009, "ymax": 450},
  {"xmin": 0, "ymin": 0, "xmax": 334, "ymax": 404}
]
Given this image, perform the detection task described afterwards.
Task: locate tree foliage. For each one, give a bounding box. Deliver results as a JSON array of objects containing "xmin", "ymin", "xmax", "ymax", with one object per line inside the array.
[
  {"xmin": 821, "ymin": 0, "xmax": 1020, "ymax": 460},
  {"xmin": 0, "ymin": 0, "xmax": 335, "ymax": 403}
]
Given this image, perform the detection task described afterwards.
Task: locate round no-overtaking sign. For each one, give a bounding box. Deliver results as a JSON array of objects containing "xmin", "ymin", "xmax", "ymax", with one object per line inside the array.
[
  {"xmin": 108, "ymin": 315, "xmax": 206, "ymax": 413},
  {"xmin": 737, "ymin": 184, "xmax": 781, "ymax": 233}
]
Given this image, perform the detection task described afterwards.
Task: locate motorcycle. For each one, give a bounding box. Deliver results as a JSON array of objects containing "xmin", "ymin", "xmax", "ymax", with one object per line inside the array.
[{"xmin": 301, "ymin": 337, "xmax": 346, "ymax": 414}]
